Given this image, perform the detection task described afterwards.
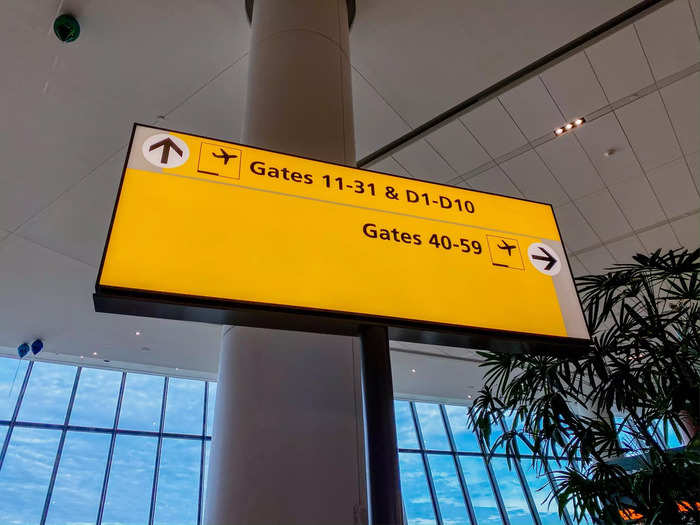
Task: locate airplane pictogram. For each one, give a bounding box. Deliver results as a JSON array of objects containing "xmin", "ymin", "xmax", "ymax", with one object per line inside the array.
[
  {"xmin": 211, "ymin": 148, "xmax": 238, "ymax": 165},
  {"xmin": 197, "ymin": 142, "xmax": 242, "ymax": 179},
  {"xmin": 497, "ymin": 239, "xmax": 517, "ymax": 256}
]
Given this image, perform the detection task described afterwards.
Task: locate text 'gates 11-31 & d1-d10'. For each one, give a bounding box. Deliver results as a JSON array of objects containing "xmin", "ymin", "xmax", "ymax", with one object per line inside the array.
[{"xmin": 94, "ymin": 124, "xmax": 590, "ymax": 353}]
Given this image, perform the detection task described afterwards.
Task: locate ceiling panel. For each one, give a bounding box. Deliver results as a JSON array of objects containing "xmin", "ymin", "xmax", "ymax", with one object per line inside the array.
[
  {"xmin": 0, "ymin": 152, "xmax": 95, "ymax": 233},
  {"xmin": 540, "ymin": 52, "xmax": 608, "ymax": 119},
  {"xmin": 498, "ymin": 76, "xmax": 563, "ymax": 140},
  {"xmin": 499, "ymin": 149, "xmax": 569, "ymax": 206},
  {"xmin": 687, "ymin": 151, "xmax": 700, "ymax": 188},
  {"xmin": 692, "ymin": 0, "xmax": 700, "ymax": 34},
  {"xmin": 0, "ymin": 234, "xmax": 221, "ymax": 372},
  {"xmin": 615, "ymin": 91, "xmax": 682, "ymax": 171},
  {"xmin": 575, "ymin": 189, "xmax": 632, "ymax": 241},
  {"xmin": 160, "ymin": 56, "xmax": 249, "ymax": 144},
  {"xmin": 634, "ymin": 0, "xmax": 700, "ymax": 80},
  {"xmin": 459, "ymin": 99, "xmax": 526, "ymax": 158},
  {"xmin": 425, "ymin": 120, "xmax": 490, "ymax": 175},
  {"xmin": 671, "ymin": 213, "xmax": 700, "ymax": 249},
  {"xmin": 637, "ymin": 222, "xmax": 681, "ymax": 251},
  {"xmin": 352, "ymin": 68, "xmax": 411, "ymax": 160},
  {"xmin": 660, "ymin": 71, "xmax": 700, "ymax": 156},
  {"xmin": 15, "ymin": 154, "xmax": 124, "ymax": 268},
  {"xmin": 647, "ymin": 158, "xmax": 700, "ymax": 217},
  {"xmin": 392, "ymin": 139, "xmax": 457, "ymax": 183},
  {"xmin": 351, "ymin": 0, "xmax": 638, "ymax": 125},
  {"xmin": 552, "ymin": 202, "xmax": 600, "ymax": 251},
  {"xmin": 577, "ymin": 246, "xmax": 616, "ymax": 274},
  {"xmin": 464, "ymin": 167, "xmax": 523, "ymax": 199},
  {"xmin": 575, "ymin": 113, "xmax": 645, "ymax": 186},
  {"xmin": 568, "ymin": 255, "xmax": 588, "ymax": 276},
  {"xmin": 608, "ymin": 174, "xmax": 667, "ymax": 229},
  {"xmin": 585, "ymin": 25, "xmax": 654, "ymax": 101},
  {"xmin": 367, "ymin": 156, "xmax": 412, "ymax": 178},
  {"xmin": 606, "ymin": 235, "xmax": 646, "ymax": 263},
  {"xmin": 536, "ymin": 133, "xmax": 605, "ymax": 198}
]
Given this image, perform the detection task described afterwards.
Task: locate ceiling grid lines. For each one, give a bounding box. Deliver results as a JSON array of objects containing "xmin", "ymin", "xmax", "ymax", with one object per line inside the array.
[
  {"xmin": 350, "ymin": 64, "xmax": 464, "ymax": 184},
  {"xmin": 494, "ymin": 88, "xmax": 620, "ymax": 269},
  {"xmin": 633, "ymin": 24, "xmax": 700, "ymax": 197},
  {"xmin": 454, "ymin": 114, "xmax": 527, "ymax": 196},
  {"xmin": 362, "ymin": 1, "xmax": 699, "ymax": 274},
  {"xmin": 572, "ymin": 52, "xmax": 652, "ymax": 251},
  {"xmin": 582, "ymin": 46, "xmax": 683, "ymax": 249},
  {"xmin": 690, "ymin": 0, "xmax": 700, "ymax": 39},
  {"xmin": 453, "ymin": 61, "xmax": 699, "ymax": 183}
]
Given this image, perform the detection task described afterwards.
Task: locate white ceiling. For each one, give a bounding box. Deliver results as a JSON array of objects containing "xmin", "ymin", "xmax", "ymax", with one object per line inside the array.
[
  {"xmin": 0, "ymin": 0, "xmax": 698, "ymax": 383},
  {"xmin": 367, "ymin": 0, "xmax": 700, "ymax": 276}
]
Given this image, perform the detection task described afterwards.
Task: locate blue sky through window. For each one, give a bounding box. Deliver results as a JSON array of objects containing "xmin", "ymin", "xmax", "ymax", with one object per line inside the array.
[
  {"xmin": 0, "ymin": 357, "xmax": 28, "ymax": 420},
  {"xmin": 0, "ymin": 355, "xmax": 581, "ymax": 525},
  {"xmin": 118, "ymin": 373, "xmax": 164, "ymax": 431},
  {"xmin": 154, "ymin": 438, "xmax": 201, "ymax": 525},
  {"xmin": 399, "ymin": 452, "xmax": 438, "ymax": 525},
  {"xmin": 70, "ymin": 367, "xmax": 122, "ymax": 428},
  {"xmin": 164, "ymin": 378, "xmax": 204, "ymax": 435},
  {"xmin": 102, "ymin": 434, "xmax": 158, "ymax": 525},
  {"xmin": 45, "ymin": 431, "xmax": 111, "ymax": 525},
  {"xmin": 17, "ymin": 362, "xmax": 76, "ymax": 424},
  {"xmin": 0, "ymin": 426, "xmax": 62, "ymax": 525}
]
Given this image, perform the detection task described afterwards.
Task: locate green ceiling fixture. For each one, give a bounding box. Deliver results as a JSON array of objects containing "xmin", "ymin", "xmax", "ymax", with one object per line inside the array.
[{"xmin": 53, "ymin": 14, "xmax": 80, "ymax": 43}]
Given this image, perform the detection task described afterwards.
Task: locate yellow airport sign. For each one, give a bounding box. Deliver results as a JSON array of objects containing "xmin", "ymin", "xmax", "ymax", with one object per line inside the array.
[{"xmin": 95, "ymin": 124, "xmax": 590, "ymax": 351}]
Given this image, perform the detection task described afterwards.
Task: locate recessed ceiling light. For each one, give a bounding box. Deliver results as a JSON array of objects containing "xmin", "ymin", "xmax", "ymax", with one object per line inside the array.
[
  {"xmin": 554, "ymin": 117, "xmax": 585, "ymax": 136},
  {"xmin": 80, "ymin": 355, "xmax": 84, "ymax": 359},
  {"xmin": 92, "ymin": 351, "xmax": 98, "ymax": 356},
  {"xmin": 410, "ymin": 368, "xmax": 416, "ymax": 374},
  {"xmin": 135, "ymin": 331, "xmax": 141, "ymax": 336},
  {"xmin": 467, "ymin": 395, "xmax": 472, "ymax": 399}
]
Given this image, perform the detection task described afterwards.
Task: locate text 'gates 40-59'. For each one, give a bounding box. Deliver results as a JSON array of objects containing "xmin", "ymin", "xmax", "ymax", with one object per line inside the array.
[{"xmin": 94, "ymin": 124, "xmax": 590, "ymax": 353}]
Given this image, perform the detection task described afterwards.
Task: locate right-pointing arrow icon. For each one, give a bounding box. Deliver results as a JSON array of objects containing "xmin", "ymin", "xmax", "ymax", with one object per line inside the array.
[
  {"xmin": 527, "ymin": 242, "xmax": 562, "ymax": 276},
  {"xmin": 531, "ymin": 247, "xmax": 557, "ymax": 271}
]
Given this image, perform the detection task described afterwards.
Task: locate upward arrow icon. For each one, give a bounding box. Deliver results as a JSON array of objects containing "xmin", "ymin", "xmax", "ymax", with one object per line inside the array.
[{"xmin": 149, "ymin": 137, "xmax": 184, "ymax": 164}]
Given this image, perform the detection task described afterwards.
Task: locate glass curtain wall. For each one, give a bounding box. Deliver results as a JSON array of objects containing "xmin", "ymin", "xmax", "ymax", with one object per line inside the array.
[
  {"xmin": 0, "ymin": 357, "xmax": 212, "ymax": 525},
  {"xmin": 1, "ymin": 355, "xmax": 577, "ymax": 525}
]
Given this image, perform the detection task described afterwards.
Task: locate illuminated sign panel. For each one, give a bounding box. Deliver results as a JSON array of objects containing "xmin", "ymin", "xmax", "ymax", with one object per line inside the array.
[{"xmin": 95, "ymin": 125, "xmax": 590, "ymax": 350}]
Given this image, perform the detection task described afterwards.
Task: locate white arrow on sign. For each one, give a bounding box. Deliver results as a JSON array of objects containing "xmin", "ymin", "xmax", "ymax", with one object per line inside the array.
[
  {"xmin": 528, "ymin": 242, "xmax": 562, "ymax": 276},
  {"xmin": 142, "ymin": 133, "xmax": 189, "ymax": 169}
]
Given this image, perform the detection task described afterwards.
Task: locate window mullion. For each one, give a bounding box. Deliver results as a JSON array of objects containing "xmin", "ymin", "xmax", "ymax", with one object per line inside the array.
[
  {"xmin": 198, "ymin": 382, "xmax": 208, "ymax": 525},
  {"xmin": 544, "ymin": 462, "xmax": 574, "ymax": 525},
  {"xmin": 502, "ymin": 417, "xmax": 542, "ymax": 525},
  {"xmin": 148, "ymin": 376, "xmax": 169, "ymax": 525},
  {"xmin": 96, "ymin": 371, "xmax": 127, "ymax": 525},
  {"xmin": 439, "ymin": 405, "xmax": 478, "ymax": 525},
  {"xmin": 39, "ymin": 366, "xmax": 81, "ymax": 525},
  {"xmin": 473, "ymin": 413, "xmax": 511, "ymax": 525},
  {"xmin": 0, "ymin": 360, "xmax": 33, "ymax": 472},
  {"xmin": 409, "ymin": 402, "xmax": 443, "ymax": 525}
]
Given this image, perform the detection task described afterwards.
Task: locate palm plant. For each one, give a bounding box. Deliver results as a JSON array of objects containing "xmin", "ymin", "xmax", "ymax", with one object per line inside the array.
[{"xmin": 468, "ymin": 248, "xmax": 700, "ymax": 524}]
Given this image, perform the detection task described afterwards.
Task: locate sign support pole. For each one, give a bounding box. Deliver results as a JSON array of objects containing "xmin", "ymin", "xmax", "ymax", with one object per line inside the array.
[{"xmin": 361, "ymin": 325, "xmax": 404, "ymax": 525}]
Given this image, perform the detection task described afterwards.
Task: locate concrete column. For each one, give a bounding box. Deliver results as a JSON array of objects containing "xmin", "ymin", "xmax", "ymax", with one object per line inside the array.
[{"xmin": 204, "ymin": 2, "xmax": 365, "ymax": 524}]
